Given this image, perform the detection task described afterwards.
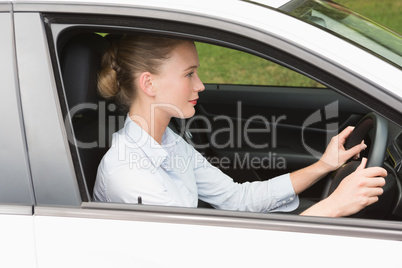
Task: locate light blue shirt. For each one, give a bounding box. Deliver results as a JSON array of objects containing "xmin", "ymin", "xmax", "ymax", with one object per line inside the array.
[{"xmin": 93, "ymin": 116, "xmax": 299, "ymax": 212}]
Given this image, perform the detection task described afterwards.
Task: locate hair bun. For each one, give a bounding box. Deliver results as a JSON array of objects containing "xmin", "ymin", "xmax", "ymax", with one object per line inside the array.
[{"xmin": 98, "ymin": 43, "xmax": 120, "ymax": 98}]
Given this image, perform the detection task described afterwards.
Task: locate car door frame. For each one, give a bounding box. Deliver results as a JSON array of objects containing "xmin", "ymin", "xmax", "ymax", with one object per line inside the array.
[{"xmin": 0, "ymin": 4, "xmax": 37, "ymax": 267}]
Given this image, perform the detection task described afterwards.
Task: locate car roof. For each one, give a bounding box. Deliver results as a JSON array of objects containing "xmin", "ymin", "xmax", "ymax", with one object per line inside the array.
[{"xmin": 8, "ymin": 0, "xmax": 290, "ymax": 9}]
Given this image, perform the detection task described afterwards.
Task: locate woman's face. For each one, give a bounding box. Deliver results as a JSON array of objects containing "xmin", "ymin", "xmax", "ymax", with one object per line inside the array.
[{"xmin": 152, "ymin": 41, "xmax": 205, "ymax": 119}]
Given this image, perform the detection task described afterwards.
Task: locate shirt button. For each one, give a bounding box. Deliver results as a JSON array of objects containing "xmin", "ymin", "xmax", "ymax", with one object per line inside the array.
[
  {"xmin": 290, "ymin": 197, "xmax": 294, "ymax": 201},
  {"xmin": 282, "ymin": 201, "xmax": 287, "ymax": 205},
  {"xmin": 161, "ymin": 159, "xmax": 171, "ymax": 171}
]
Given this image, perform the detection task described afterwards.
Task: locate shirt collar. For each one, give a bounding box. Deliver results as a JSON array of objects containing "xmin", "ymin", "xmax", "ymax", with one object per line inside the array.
[{"xmin": 123, "ymin": 115, "xmax": 180, "ymax": 169}]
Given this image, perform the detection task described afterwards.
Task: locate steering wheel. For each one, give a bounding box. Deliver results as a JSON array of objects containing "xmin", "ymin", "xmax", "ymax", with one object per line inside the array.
[{"xmin": 322, "ymin": 112, "xmax": 393, "ymax": 218}]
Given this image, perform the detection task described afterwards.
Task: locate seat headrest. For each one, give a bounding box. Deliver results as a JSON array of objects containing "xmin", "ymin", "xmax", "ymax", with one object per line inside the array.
[{"xmin": 60, "ymin": 33, "xmax": 109, "ymax": 110}]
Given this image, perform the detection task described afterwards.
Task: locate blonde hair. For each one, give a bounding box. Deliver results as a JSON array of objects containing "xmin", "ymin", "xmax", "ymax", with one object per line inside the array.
[{"xmin": 98, "ymin": 35, "xmax": 188, "ymax": 111}]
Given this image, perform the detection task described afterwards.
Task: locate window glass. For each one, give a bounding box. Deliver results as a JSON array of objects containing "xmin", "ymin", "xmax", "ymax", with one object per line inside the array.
[
  {"xmin": 282, "ymin": 0, "xmax": 402, "ymax": 68},
  {"xmin": 196, "ymin": 42, "xmax": 325, "ymax": 87},
  {"xmin": 54, "ymin": 25, "xmax": 399, "ymax": 222}
]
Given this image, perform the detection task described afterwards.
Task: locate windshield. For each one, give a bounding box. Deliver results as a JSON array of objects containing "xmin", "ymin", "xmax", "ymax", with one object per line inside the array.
[{"xmin": 280, "ymin": 0, "xmax": 402, "ymax": 68}]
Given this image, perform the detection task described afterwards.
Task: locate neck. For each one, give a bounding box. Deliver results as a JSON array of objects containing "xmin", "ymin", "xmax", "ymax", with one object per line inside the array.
[{"xmin": 129, "ymin": 101, "xmax": 171, "ymax": 145}]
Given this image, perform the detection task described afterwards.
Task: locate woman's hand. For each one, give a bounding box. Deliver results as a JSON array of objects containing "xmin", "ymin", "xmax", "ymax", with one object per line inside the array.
[
  {"xmin": 319, "ymin": 126, "xmax": 367, "ymax": 172},
  {"xmin": 323, "ymin": 157, "xmax": 387, "ymax": 217},
  {"xmin": 301, "ymin": 157, "xmax": 387, "ymax": 217}
]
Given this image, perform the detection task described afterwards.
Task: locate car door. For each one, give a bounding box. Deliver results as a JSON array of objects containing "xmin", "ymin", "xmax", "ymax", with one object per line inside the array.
[
  {"xmin": 0, "ymin": 3, "xmax": 37, "ymax": 267},
  {"xmin": 13, "ymin": 1, "xmax": 402, "ymax": 267}
]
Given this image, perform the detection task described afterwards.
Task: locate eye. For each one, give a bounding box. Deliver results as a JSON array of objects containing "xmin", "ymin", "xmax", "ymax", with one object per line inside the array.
[{"xmin": 185, "ymin": 72, "xmax": 194, "ymax": 78}]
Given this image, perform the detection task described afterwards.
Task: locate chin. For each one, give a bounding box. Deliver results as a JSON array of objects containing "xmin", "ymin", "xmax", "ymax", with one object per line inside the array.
[{"xmin": 175, "ymin": 107, "xmax": 195, "ymax": 119}]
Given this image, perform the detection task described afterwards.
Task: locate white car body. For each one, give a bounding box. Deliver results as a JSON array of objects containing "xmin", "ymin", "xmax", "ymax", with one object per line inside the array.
[{"xmin": 1, "ymin": 0, "xmax": 401, "ymax": 267}]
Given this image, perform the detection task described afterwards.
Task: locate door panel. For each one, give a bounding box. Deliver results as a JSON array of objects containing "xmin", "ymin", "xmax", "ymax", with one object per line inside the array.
[
  {"xmin": 0, "ymin": 207, "xmax": 37, "ymax": 268},
  {"xmin": 34, "ymin": 206, "xmax": 402, "ymax": 268}
]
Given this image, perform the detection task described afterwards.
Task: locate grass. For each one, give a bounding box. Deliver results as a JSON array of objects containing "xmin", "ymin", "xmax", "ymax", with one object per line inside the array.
[
  {"xmin": 196, "ymin": 43, "xmax": 323, "ymax": 87},
  {"xmin": 196, "ymin": 0, "xmax": 401, "ymax": 86},
  {"xmin": 336, "ymin": 0, "xmax": 402, "ymax": 34}
]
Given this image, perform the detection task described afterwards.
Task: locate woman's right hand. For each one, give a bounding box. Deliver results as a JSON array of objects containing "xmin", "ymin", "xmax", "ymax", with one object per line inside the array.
[
  {"xmin": 301, "ymin": 157, "xmax": 387, "ymax": 217},
  {"xmin": 324, "ymin": 157, "xmax": 387, "ymax": 217}
]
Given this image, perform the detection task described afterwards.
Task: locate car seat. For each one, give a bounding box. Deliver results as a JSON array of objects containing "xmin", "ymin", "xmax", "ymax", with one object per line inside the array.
[{"xmin": 60, "ymin": 32, "xmax": 123, "ymax": 199}]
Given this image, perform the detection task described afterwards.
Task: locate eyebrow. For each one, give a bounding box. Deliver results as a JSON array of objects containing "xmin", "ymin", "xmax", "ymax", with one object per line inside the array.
[{"xmin": 183, "ymin": 65, "xmax": 199, "ymax": 72}]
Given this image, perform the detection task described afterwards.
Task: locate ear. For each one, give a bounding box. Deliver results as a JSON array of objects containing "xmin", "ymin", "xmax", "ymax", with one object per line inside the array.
[{"xmin": 138, "ymin": 71, "xmax": 156, "ymax": 97}]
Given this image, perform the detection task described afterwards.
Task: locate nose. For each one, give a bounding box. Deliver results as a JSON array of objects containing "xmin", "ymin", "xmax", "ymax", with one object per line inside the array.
[{"xmin": 194, "ymin": 74, "xmax": 205, "ymax": 92}]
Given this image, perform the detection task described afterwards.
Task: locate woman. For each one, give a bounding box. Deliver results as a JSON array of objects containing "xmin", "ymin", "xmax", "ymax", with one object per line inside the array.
[{"xmin": 93, "ymin": 35, "xmax": 387, "ymax": 217}]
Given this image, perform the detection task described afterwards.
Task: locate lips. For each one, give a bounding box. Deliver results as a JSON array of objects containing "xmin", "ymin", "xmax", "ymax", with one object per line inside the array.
[{"xmin": 189, "ymin": 98, "xmax": 198, "ymax": 105}]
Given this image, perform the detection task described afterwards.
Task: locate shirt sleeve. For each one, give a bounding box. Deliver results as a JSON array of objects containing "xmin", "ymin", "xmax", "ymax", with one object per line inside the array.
[{"xmin": 192, "ymin": 148, "xmax": 299, "ymax": 213}]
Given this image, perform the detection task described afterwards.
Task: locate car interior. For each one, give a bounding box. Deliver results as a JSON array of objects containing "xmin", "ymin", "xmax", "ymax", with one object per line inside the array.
[{"xmin": 57, "ymin": 29, "xmax": 402, "ymax": 221}]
